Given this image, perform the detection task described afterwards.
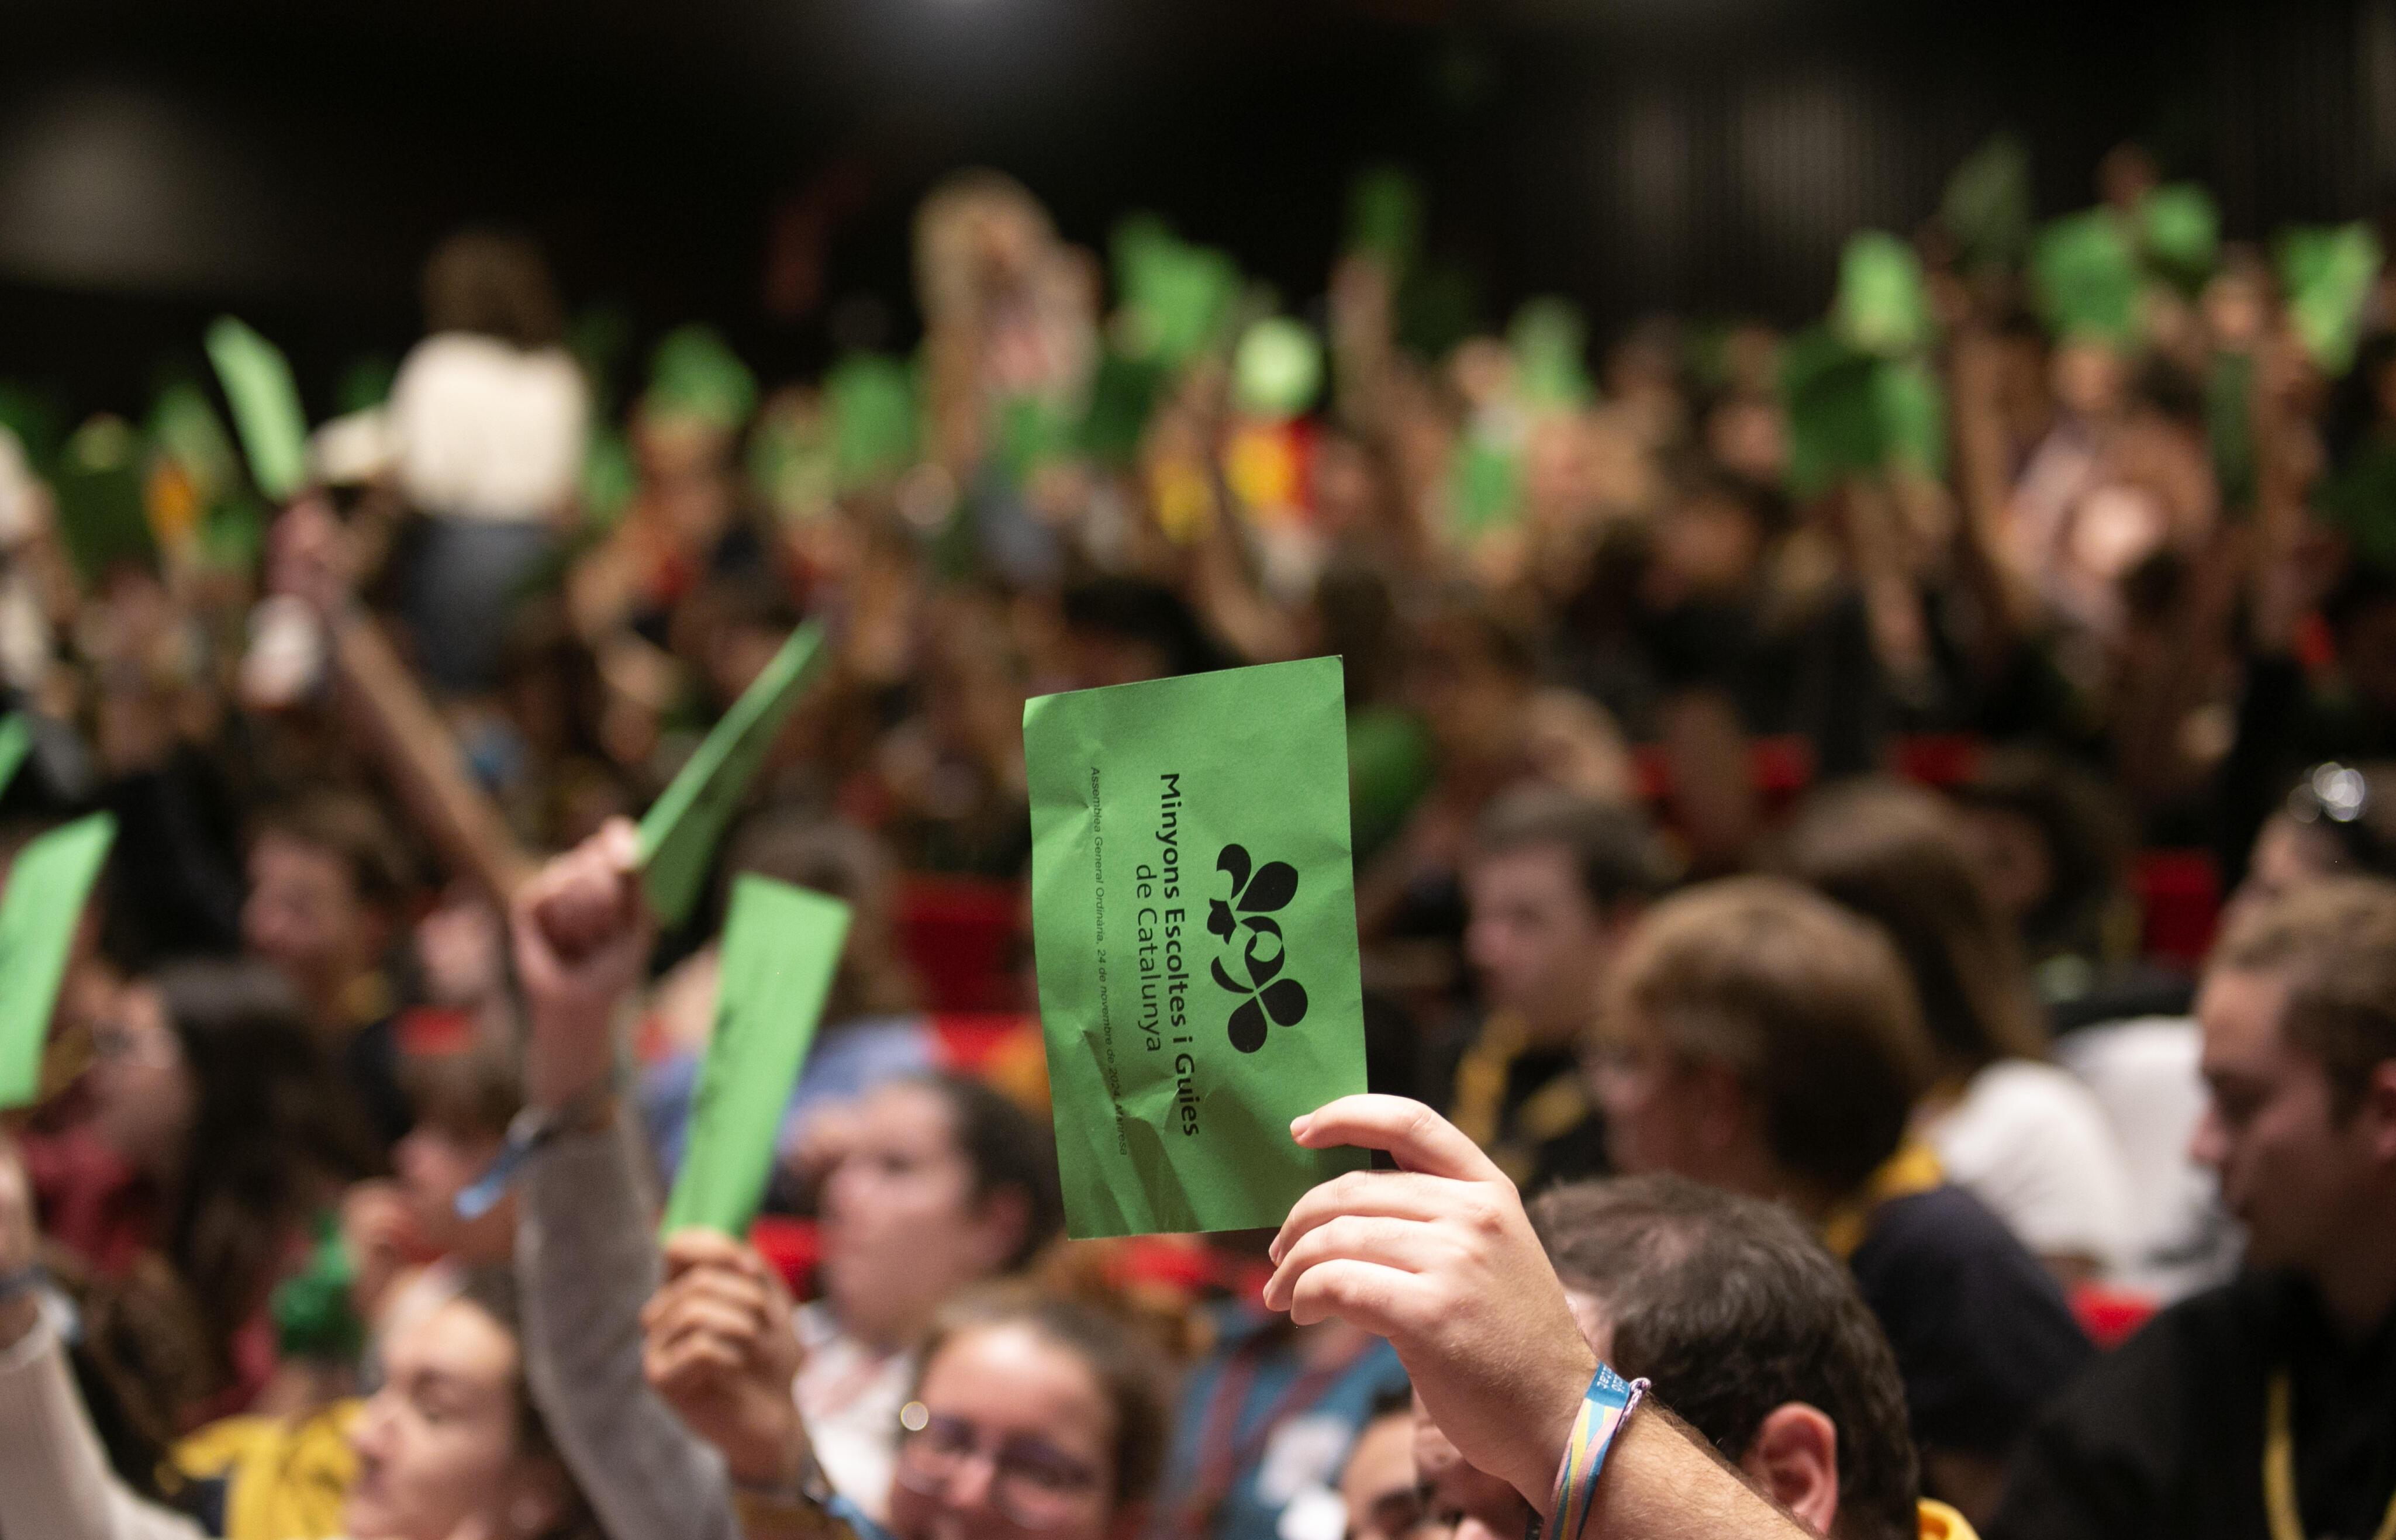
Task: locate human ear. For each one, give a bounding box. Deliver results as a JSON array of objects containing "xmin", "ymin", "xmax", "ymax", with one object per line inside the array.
[{"xmin": 1738, "ymin": 1403, "xmax": 1839, "ymax": 1534}]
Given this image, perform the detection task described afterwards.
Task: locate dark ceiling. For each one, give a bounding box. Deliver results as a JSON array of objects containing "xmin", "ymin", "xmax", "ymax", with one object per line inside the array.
[{"xmin": 0, "ymin": 0, "xmax": 2384, "ymax": 417}]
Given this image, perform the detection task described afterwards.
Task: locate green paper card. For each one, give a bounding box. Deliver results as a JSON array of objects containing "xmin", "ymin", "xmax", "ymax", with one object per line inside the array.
[
  {"xmin": 662, "ymin": 875, "xmax": 851, "ymax": 1236},
  {"xmin": 205, "ymin": 317, "xmax": 310, "ymax": 501},
  {"xmin": 0, "ymin": 715, "xmax": 29, "ymax": 802},
  {"xmin": 0, "ymin": 812, "xmax": 116, "ymax": 1108},
  {"xmin": 53, "ymin": 417, "xmax": 157, "ymax": 582},
  {"xmin": 637, "ymin": 621, "xmax": 827, "ymax": 928},
  {"xmin": 1024, "ymin": 656, "xmax": 1369, "ymax": 1237}
]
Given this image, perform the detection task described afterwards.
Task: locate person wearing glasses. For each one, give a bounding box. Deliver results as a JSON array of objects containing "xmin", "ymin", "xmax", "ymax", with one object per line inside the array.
[{"xmin": 505, "ymin": 823, "xmax": 1113, "ymax": 1540}]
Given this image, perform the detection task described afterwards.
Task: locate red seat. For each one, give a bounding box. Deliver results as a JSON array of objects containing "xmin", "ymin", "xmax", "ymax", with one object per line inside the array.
[
  {"xmin": 896, "ymin": 875, "xmax": 1025, "ymax": 1013},
  {"xmin": 2135, "ymin": 850, "xmax": 2223, "ymax": 969}
]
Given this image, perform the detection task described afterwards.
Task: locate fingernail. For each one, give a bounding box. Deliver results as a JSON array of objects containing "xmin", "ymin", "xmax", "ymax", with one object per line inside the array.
[{"xmin": 1289, "ymin": 1114, "xmax": 1310, "ymax": 1140}]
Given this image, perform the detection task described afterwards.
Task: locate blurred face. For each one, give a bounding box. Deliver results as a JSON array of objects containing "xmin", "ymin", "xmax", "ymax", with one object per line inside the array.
[
  {"xmin": 86, "ymin": 983, "xmax": 193, "ymax": 1178},
  {"xmin": 396, "ymin": 1124, "xmax": 511, "ymax": 1263},
  {"xmin": 1592, "ymin": 1014, "xmax": 1751, "ymax": 1192},
  {"xmin": 2191, "ymin": 967, "xmax": 2378, "ymax": 1273},
  {"xmin": 345, "ymin": 1299, "xmax": 558, "ymax": 1540},
  {"xmin": 820, "ymin": 1083, "xmax": 1020, "ymax": 1342},
  {"xmin": 1342, "ymin": 1411, "xmax": 1426, "ymax": 1540},
  {"xmin": 888, "ymin": 1323, "xmax": 1123, "ymax": 1540},
  {"xmin": 1412, "ymin": 1401, "xmax": 1525, "ymax": 1540},
  {"xmin": 1404, "ymin": 633, "xmax": 1527, "ymax": 764},
  {"xmin": 1953, "ymin": 806, "xmax": 2054, "ymax": 930},
  {"xmin": 243, "ymin": 833, "xmax": 373, "ymax": 1005},
  {"xmin": 1463, "ymin": 844, "xmax": 1608, "ymax": 1040}
]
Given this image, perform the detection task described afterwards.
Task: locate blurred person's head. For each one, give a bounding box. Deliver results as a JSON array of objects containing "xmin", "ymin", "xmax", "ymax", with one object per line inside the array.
[
  {"xmin": 1058, "ymin": 579, "xmax": 1225, "ymax": 689},
  {"xmin": 1947, "ymin": 748, "xmax": 2133, "ymax": 961},
  {"xmin": 421, "ymin": 230, "xmax": 565, "ymax": 351},
  {"xmin": 243, "ymin": 792, "xmax": 412, "ymax": 1026},
  {"xmin": 88, "ymin": 961, "xmax": 374, "ymax": 1377},
  {"xmin": 1340, "ymin": 1392, "xmax": 1425, "ymax": 1540},
  {"xmin": 1411, "ymin": 1395, "xmax": 1526, "ymax": 1540},
  {"xmin": 396, "ymin": 1048, "xmax": 523, "ymax": 1263},
  {"xmin": 1779, "ymin": 780, "xmax": 2046, "ymax": 1076},
  {"xmin": 723, "ymin": 810, "xmax": 916, "ymax": 1021},
  {"xmin": 2228, "ymin": 763, "xmax": 2396, "ymax": 934},
  {"xmin": 2193, "ymin": 879, "xmax": 2396, "ymax": 1330},
  {"xmin": 1594, "ymin": 878, "xmax": 1933, "ymax": 1214},
  {"xmin": 1531, "ymin": 1176, "xmax": 1919, "ymax": 1540},
  {"xmin": 820, "ymin": 1073, "xmax": 1064, "ymax": 1348},
  {"xmin": 1403, "ymin": 599, "xmax": 1538, "ymax": 768},
  {"xmin": 346, "ymin": 1268, "xmax": 595, "ymax": 1540},
  {"xmin": 888, "ymin": 1288, "xmax": 1169, "ymax": 1540},
  {"xmin": 1463, "ymin": 788, "xmax": 1667, "ymax": 1045}
]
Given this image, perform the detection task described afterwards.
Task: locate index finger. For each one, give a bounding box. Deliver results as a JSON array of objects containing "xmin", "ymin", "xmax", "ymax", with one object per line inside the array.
[{"xmin": 1290, "ymin": 1095, "xmax": 1507, "ymax": 1185}]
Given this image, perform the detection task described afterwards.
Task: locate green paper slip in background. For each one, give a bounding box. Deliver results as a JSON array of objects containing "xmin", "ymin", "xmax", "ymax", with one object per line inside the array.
[
  {"xmin": 205, "ymin": 317, "xmax": 310, "ymax": 501},
  {"xmin": 662, "ymin": 874, "xmax": 852, "ymax": 1237},
  {"xmin": 0, "ymin": 812, "xmax": 117, "ymax": 1108},
  {"xmin": 0, "ymin": 714, "xmax": 30, "ymax": 802},
  {"xmin": 637, "ymin": 620, "xmax": 827, "ymax": 928},
  {"xmin": 1024, "ymin": 655, "xmax": 1370, "ymax": 1238}
]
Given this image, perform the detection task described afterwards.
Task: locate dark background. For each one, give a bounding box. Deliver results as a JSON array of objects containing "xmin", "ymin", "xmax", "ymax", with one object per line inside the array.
[{"xmin": 3, "ymin": 0, "xmax": 2391, "ymax": 419}]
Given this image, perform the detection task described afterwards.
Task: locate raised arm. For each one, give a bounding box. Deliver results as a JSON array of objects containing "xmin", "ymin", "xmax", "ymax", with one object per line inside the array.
[
  {"xmin": 271, "ymin": 498, "xmax": 538, "ymax": 904},
  {"xmin": 509, "ymin": 824, "xmax": 744, "ymax": 1540},
  {"xmin": 1263, "ymin": 1096, "xmax": 1812, "ymax": 1540}
]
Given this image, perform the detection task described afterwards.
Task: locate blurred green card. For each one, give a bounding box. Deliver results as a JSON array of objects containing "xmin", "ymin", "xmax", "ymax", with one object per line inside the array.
[
  {"xmin": 662, "ymin": 874, "xmax": 851, "ymax": 1237},
  {"xmin": 1024, "ymin": 656, "xmax": 1369, "ymax": 1238},
  {"xmin": 637, "ymin": 621, "xmax": 827, "ymax": 928},
  {"xmin": 0, "ymin": 714, "xmax": 28, "ymax": 802},
  {"xmin": 0, "ymin": 812, "xmax": 116, "ymax": 1108},
  {"xmin": 205, "ymin": 317, "xmax": 310, "ymax": 501}
]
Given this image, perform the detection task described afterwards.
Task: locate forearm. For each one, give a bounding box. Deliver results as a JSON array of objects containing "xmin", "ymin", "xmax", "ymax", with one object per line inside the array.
[
  {"xmin": 0, "ymin": 1310, "xmax": 209, "ymax": 1540},
  {"xmin": 330, "ymin": 607, "xmax": 537, "ymax": 904},
  {"xmin": 1580, "ymin": 1403, "xmax": 1811, "ymax": 1540},
  {"xmin": 518, "ymin": 1117, "xmax": 743, "ymax": 1540}
]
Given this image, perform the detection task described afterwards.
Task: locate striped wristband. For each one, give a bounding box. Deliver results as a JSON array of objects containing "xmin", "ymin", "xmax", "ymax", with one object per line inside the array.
[{"xmin": 1542, "ymin": 1365, "xmax": 1649, "ymax": 1540}]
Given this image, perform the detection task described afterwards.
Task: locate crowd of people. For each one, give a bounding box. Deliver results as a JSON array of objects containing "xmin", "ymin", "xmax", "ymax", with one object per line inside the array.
[{"xmin": 0, "ymin": 134, "xmax": 2394, "ymax": 1540}]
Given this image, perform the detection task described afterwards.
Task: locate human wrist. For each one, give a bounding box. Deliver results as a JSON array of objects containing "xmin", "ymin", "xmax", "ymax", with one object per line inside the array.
[{"xmin": 1508, "ymin": 1342, "xmax": 1604, "ymax": 1508}]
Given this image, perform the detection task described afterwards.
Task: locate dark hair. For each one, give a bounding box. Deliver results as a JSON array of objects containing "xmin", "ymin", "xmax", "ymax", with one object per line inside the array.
[
  {"xmin": 909, "ymin": 1072, "xmax": 1065, "ymax": 1271},
  {"xmin": 1473, "ymin": 786, "xmax": 1672, "ymax": 913},
  {"xmin": 1949, "ymin": 747, "xmax": 2134, "ymax": 957},
  {"xmin": 1530, "ymin": 1176, "xmax": 1918, "ymax": 1540},
  {"xmin": 1061, "ymin": 579, "xmax": 1228, "ymax": 679},
  {"xmin": 448, "ymin": 1266, "xmax": 602, "ymax": 1540},
  {"xmin": 721, "ymin": 811, "xmax": 915, "ymax": 1020},
  {"xmin": 915, "ymin": 1286, "xmax": 1175, "ymax": 1508},
  {"xmin": 1605, "ymin": 878, "xmax": 1932, "ymax": 1197},
  {"xmin": 251, "ymin": 790, "xmax": 415, "ymax": 916},
  {"xmin": 153, "ymin": 961, "xmax": 378, "ymax": 1377},
  {"xmin": 423, "ymin": 231, "xmax": 566, "ymax": 350},
  {"xmin": 1779, "ymin": 780, "xmax": 2046, "ymax": 1074},
  {"xmin": 2212, "ymin": 876, "xmax": 2396, "ymax": 1118}
]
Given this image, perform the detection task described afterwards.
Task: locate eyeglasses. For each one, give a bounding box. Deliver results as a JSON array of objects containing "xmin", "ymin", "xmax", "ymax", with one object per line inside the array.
[
  {"xmin": 87, "ymin": 1020, "xmax": 178, "ymax": 1069},
  {"xmin": 893, "ymin": 1402, "xmax": 1104, "ymax": 1530}
]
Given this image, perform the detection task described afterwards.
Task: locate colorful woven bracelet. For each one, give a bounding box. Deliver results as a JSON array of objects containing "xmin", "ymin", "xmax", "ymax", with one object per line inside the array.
[{"xmin": 1544, "ymin": 1365, "xmax": 1650, "ymax": 1540}]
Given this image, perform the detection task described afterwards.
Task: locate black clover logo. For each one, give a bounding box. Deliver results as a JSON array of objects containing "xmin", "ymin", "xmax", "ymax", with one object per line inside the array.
[{"xmin": 1208, "ymin": 843, "xmax": 1308, "ymax": 1053}]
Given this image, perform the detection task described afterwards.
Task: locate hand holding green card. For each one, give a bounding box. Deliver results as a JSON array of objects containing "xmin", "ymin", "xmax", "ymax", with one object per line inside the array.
[
  {"xmin": 0, "ymin": 812, "xmax": 117, "ymax": 1109},
  {"xmin": 1024, "ymin": 656, "xmax": 1370, "ymax": 1237},
  {"xmin": 637, "ymin": 621, "xmax": 828, "ymax": 928},
  {"xmin": 661, "ymin": 874, "xmax": 852, "ymax": 1237},
  {"xmin": 205, "ymin": 317, "xmax": 311, "ymax": 502}
]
